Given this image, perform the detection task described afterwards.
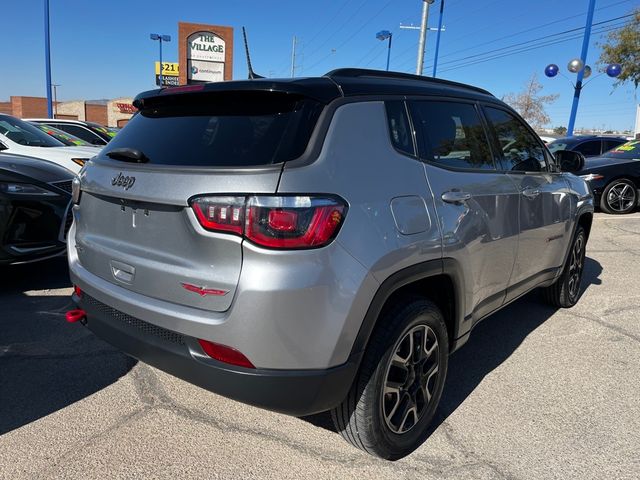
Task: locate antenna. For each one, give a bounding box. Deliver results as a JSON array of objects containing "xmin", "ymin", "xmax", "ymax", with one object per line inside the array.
[{"xmin": 242, "ymin": 27, "xmax": 264, "ymax": 79}]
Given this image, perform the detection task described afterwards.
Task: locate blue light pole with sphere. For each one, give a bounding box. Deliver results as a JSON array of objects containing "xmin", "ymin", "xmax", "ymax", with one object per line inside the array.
[
  {"xmin": 543, "ymin": 0, "xmax": 622, "ymax": 136},
  {"xmin": 545, "ymin": 61, "xmax": 622, "ymax": 136}
]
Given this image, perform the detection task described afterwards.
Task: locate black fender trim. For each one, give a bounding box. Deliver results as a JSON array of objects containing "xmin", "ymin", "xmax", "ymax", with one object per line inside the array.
[{"xmin": 349, "ymin": 258, "xmax": 467, "ymax": 359}]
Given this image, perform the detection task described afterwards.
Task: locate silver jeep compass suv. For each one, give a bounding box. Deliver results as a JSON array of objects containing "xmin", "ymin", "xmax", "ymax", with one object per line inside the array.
[{"xmin": 68, "ymin": 69, "xmax": 593, "ymax": 460}]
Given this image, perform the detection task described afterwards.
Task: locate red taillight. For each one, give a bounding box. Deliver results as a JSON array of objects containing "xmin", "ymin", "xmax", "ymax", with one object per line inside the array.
[
  {"xmin": 197, "ymin": 339, "xmax": 255, "ymax": 368},
  {"xmin": 190, "ymin": 195, "xmax": 346, "ymax": 249},
  {"xmin": 191, "ymin": 196, "xmax": 245, "ymax": 236}
]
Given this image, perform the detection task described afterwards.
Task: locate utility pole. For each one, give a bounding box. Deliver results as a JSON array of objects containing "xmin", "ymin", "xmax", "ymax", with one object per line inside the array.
[
  {"xmin": 416, "ymin": 0, "xmax": 434, "ymax": 75},
  {"xmin": 291, "ymin": 36, "xmax": 297, "ymax": 78}
]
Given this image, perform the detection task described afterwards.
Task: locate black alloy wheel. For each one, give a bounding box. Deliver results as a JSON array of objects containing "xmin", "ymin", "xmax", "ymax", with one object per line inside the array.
[
  {"xmin": 331, "ymin": 298, "xmax": 448, "ymax": 460},
  {"xmin": 543, "ymin": 225, "xmax": 587, "ymax": 308},
  {"xmin": 601, "ymin": 178, "xmax": 638, "ymax": 214}
]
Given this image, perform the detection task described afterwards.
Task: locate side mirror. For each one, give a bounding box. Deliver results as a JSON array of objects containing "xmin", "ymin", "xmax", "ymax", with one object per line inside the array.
[{"xmin": 555, "ymin": 150, "xmax": 585, "ymax": 173}]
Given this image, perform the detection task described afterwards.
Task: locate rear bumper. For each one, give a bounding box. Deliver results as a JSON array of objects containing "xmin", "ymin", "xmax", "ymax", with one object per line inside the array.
[{"xmin": 76, "ymin": 292, "xmax": 360, "ymax": 416}]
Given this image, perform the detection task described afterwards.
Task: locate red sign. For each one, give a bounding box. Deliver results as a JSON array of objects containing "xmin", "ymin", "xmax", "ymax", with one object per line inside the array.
[{"xmin": 115, "ymin": 103, "xmax": 137, "ymax": 114}]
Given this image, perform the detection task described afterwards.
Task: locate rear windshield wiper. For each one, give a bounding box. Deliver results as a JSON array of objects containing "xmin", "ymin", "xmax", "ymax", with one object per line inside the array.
[{"xmin": 106, "ymin": 148, "xmax": 150, "ymax": 163}]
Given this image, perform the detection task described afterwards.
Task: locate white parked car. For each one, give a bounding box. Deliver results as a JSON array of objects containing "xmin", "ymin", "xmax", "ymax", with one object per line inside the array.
[{"xmin": 0, "ymin": 114, "xmax": 99, "ymax": 174}]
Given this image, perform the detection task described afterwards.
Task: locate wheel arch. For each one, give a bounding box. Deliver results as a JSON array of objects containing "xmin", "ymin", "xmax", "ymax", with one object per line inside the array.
[{"xmin": 350, "ymin": 259, "xmax": 465, "ymax": 360}]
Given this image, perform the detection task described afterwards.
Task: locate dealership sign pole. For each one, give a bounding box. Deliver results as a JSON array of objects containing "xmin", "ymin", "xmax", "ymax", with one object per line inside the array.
[{"xmin": 44, "ymin": 0, "xmax": 53, "ymax": 118}]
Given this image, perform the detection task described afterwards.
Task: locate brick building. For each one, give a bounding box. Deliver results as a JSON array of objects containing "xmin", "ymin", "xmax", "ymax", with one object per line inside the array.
[{"xmin": 0, "ymin": 96, "xmax": 135, "ymax": 127}]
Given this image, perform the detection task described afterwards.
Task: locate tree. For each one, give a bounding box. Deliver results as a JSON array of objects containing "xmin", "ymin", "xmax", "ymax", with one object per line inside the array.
[
  {"xmin": 598, "ymin": 8, "xmax": 640, "ymax": 89},
  {"xmin": 554, "ymin": 126, "xmax": 567, "ymax": 135},
  {"xmin": 503, "ymin": 74, "xmax": 559, "ymax": 129}
]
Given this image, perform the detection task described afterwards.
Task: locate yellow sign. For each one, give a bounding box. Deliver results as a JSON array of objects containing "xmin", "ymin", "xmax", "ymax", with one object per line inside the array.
[{"xmin": 154, "ymin": 62, "xmax": 179, "ymax": 76}]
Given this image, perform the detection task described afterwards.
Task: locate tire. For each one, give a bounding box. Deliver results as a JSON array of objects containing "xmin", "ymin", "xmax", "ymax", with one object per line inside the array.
[
  {"xmin": 543, "ymin": 225, "xmax": 586, "ymax": 308},
  {"xmin": 600, "ymin": 178, "xmax": 638, "ymax": 214},
  {"xmin": 331, "ymin": 298, "xmax": 448, "ymax": 460}
]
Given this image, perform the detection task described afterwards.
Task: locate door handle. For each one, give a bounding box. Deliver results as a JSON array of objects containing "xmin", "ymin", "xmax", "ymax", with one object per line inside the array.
[
  {"xmin": 441, "ymin": 191, "xmax": 472, "ymax": 204},
  {"xmin": 521, "ymin": 187, "xmax": 540, "ymax": 199}
]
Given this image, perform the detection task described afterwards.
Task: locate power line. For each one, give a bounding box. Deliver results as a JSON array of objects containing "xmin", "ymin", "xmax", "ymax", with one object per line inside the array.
[
  {"xmin": 442, "ymin": 0, "xmax": 633, "ymax": 54},
  {"xmin": 305, "ymin": 0, "xmax": 395, "ymax": 73},
  {"xmin": 435, "ymin": 22, "xmax": 627, "ymax": 74},
  {"xmin": 434, "ymin": 13, "xmax": 633, "ymax": 69},
  {"xmin": 393, "ymin": 0, "xmax": 634, "ymax": 71}
]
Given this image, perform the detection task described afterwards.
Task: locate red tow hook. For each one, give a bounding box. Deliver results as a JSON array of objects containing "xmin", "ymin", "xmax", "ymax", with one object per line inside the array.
[{"xmin": 66, "ymin": 309, "xmax": 87, "ymax": 324}]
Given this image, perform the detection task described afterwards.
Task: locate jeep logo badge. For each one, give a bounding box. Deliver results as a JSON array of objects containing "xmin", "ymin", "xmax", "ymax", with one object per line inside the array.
[{"xmin": 112, "ymin": 172, "xmax": 136, "ymax": 190}]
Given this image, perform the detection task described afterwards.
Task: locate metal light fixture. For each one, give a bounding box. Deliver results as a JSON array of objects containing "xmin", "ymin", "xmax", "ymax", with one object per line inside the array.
[
  {"xmin": 150, "ymin": 33, "xmax": 172, "ymax": 87},
  {"xmin": 376, "ymin": 30, "xmax": 393, "ymax": 71}
]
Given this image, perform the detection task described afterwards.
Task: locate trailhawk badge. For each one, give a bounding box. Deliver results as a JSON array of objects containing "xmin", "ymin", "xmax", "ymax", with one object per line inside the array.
[{"xmin": 112, "ymin": 172, "xmax": 136, "ymax": 190}]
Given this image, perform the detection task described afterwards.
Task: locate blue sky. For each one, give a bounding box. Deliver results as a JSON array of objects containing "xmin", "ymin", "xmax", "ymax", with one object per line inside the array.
[{"xmin": 1, "ymin": 0, "xmax": 638, "ymax": 131}]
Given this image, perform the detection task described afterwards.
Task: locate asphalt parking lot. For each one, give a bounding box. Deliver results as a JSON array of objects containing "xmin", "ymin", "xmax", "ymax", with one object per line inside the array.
[{"xmin": 1, "ymin": 212, "xmax": 639, "ymax": 479}]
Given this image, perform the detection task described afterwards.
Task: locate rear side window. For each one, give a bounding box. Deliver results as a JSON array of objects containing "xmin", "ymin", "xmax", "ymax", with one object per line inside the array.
[
  {"xmin": 409, "ymin": 101, "xmax": 494, "ymax": 170},
  {"xmin": 603, "ymin": 139, "xmax": 624, "ymax": 152},
  {"xmin": 573, "ymin": 140, "xmax": 601, "ymax": 156},
  {"xmin": 483, "ymin": 107, "xmax": 547, "ymax": 172},
  {"xmin": 385, "ymin": 101, "xmax": 415, "ymax": 156},
  {"xmin": 101, "ymin": 92, "xmax": 323, "ymax": 167}
]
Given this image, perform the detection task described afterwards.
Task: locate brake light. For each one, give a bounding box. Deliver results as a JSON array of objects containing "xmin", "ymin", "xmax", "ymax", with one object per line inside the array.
[
  {"xmin": 190, "ymin": 195, "xmax": 346, "ymax": 249},
  {"xmin": 191, "ymin": 196, "xmax": 245, "ymax": 236},
  {"xmin": 197, "ymin": 339, "xmax": 255, "ymax": 368},
  {"xmin": 159, "ymin": 84, "xmax": 205, "ymax": 95}
]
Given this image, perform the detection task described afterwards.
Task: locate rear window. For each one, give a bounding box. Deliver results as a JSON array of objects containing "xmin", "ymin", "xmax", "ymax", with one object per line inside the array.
[{"xmin": 101, "ymin": 92, "xmax": 324, "ymax": 167}]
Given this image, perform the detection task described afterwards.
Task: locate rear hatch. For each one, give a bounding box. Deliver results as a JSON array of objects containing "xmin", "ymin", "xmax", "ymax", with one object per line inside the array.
[{"xmin": 74, "ymin": 87, "xmax": 329, "ymax": 312}]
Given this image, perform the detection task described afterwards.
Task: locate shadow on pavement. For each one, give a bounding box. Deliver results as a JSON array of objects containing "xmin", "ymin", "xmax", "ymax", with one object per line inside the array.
[
  {"xmin": 302, "ymin": 257, "xmax": 603, "ymax": 437},
  {"xmin": 0, "ymin": 257, "xmax": 136, "ymax": 435}
]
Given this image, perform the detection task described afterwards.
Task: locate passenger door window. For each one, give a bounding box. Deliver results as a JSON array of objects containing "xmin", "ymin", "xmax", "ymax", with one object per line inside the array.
[
  {"xmin": 409, "ymin": 101, "xmax": 495, "ymax": 170},
  {"xmin": 483, "ymin": 107, "xmax": 547, "ymax": 172},
  {"xmin": 573, "ymin": 140, "xmax": 601, "ymax": 156}
]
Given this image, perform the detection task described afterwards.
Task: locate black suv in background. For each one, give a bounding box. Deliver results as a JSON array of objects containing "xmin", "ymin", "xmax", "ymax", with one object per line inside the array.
[{"xmin": 547, "ymin": 135, "xmax": 628, "ymax": 157}]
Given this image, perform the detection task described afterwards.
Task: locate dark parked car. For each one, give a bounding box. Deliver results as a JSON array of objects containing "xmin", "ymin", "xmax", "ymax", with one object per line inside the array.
[
  {"xmin": 0, "ymin": 153, "xmax": 74, "ymax": 264},
  {"xmin": 548, "ymin": 135, "xmax": 627, "ymax": 157},
  {"xmin": 578, "ymin": 140, "xmax": 640, "ymax": 214}
]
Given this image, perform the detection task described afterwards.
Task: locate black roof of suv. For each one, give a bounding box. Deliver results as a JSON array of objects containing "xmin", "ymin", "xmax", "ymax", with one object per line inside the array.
[{"xmin": 133, "ymin": 68, "xmax": 495, "ymax": 108}]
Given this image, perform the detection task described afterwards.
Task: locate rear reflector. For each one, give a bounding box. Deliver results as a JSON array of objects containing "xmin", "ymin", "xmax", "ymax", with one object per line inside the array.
[
  {"xmin": 190, "ymin": 195, "xmax": 347, "ymax": 249},
  {"xmin": 73, "ymin": 285, "xmax": 83, "ymax": 298},
  {"xmin": 181, "ymin": 283, "xmax": 228, "ymax": 297},
  {"xmin": 197, "ymin": 339, "xmax": 255, "ymax": 368}
]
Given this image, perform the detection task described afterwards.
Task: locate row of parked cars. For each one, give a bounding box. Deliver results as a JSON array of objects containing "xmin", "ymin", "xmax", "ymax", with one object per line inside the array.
[{"xmin": 0, "ymin": 114, "xmax": 119, "ymax": 265}]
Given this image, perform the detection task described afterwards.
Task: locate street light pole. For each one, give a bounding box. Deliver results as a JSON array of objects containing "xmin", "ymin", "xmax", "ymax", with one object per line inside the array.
[
  {"xmin": 150, "ymin": 34, "xmax": 171, "ymax": 87},
  {"xmin": 386, "ymin": 33, "xmax": 393, "ymax": 71},
  {"xmin": 432, "ymin": 0, "xmax": 445, "ymax": 77},
  {"xmin": 376, "ymin": 31, "xmax": 393, "ymax": 71},
  {"xmin": 567, "ymin": 0, "xmax": 597, "ymax": 137},
  {"xmin": 44, "ymin": 0, "xmax": 53, "ymax": 118},
  {"xmin": 416, "ymin": 0, "xmax": 435, "ymax": 75}
]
